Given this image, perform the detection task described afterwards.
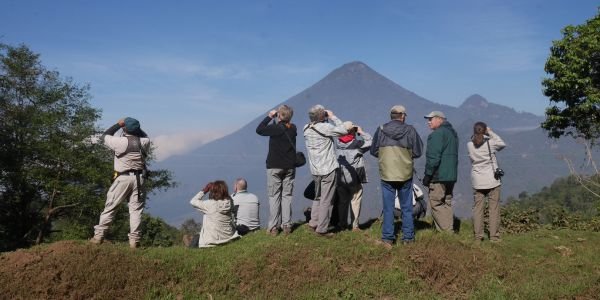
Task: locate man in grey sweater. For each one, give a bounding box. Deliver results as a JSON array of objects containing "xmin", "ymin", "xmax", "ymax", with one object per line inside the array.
[
  {"xmin": 303, "ymin": 105, "xmax": 348, "ymax": 236},
  {"xmin": 231, "ymin": 178, "xmax": 260, "ymax": 235}
]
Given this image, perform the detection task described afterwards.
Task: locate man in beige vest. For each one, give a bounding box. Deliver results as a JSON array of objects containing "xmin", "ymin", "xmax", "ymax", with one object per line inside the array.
[{"xmin": 90, "ymin": 117, "xmax": 150, "ymax": 249}]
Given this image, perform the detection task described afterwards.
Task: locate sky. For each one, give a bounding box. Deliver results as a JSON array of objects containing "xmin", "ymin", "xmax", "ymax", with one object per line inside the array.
[{"xmin": 1, "ymin": 0, "xmax": 598, "ymax": 160}]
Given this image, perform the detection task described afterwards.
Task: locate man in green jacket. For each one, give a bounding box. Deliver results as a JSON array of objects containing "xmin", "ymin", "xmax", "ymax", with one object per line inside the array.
[{"xmin": 422, "ymin": 111, "xmax": 458, "ymax": 232}]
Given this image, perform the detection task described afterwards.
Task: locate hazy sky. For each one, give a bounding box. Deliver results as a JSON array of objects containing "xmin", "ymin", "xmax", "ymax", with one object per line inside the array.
[{"xmin": 1, "ymin": 0, "xmax": 597, "ymax": 159}]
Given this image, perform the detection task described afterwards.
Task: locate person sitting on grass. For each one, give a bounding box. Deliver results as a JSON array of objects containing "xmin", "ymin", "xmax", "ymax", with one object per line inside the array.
[
  {"xmin": 190, "ymin": 180, "xmax": 240, "ymax": 248},
  {"xmin": 231, "ymin": 178, "xmax": 261, "ymax": 235}
]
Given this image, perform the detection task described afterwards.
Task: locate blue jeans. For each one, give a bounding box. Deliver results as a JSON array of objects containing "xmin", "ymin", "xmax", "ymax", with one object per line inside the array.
[{"xmin": 381, "ymin": 179, "xmax": 414, "ymax": 242}]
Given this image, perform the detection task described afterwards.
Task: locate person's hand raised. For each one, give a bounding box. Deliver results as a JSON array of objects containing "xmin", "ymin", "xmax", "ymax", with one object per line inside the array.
[{"xmin": 202, "ymin": 182, "xmax": 213, "ymax": 194}]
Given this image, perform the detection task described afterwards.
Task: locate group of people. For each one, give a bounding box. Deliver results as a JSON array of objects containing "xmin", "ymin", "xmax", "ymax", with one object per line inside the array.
[{"xmin": 88, "ymin": 103, "xmax": 505, "ymax": 249}]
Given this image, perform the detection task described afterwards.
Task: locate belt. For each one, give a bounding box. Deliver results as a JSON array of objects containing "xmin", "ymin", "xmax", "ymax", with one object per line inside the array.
[{"xmin": 117, "ymin": 170, "xmax": 143, "ymax": 176}]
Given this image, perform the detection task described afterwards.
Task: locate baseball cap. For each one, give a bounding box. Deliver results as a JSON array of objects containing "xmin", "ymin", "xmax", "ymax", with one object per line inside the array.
[
  {"xmin": 343, "ymin": 121, "xmax": 357, "ymax": 131},
  {"xmin": 424, "ymin": 111, "xmax": 446, "ymax": 119},
  {"xmin": 390, "ymin": 105, "xmax": 406, "ymax": 114}
]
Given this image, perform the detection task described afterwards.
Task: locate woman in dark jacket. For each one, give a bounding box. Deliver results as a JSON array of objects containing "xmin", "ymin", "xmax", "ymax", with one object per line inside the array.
[{"xmin": 256, "ymin": 105, "xmax": 297, "ymax": 236}]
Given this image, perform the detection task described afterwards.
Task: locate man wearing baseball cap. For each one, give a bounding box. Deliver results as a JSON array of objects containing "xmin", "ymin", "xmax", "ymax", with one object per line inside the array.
[
  {"xmin": 90, "ymin": 117, "xmax": 150, "ymax": 248},
  {"xmin": 371, "ymin": 105, "xmax": 423, "ymax": 246},
  {"xmin": 423, "ymin": 111, "xmax": 458, "ymax": 232}
]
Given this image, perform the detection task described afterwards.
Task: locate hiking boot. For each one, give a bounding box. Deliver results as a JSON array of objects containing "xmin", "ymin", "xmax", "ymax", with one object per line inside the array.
[
  {"xmin": 89, "ymin": 237, "xmax": 103, "ymax": 245},
  {"xmin": 314, "ymin": 231, "xmax": 334, "ymax": 238},
  {"xmin": 268, "ymin": 227, "xmax": 279, "ymax": 236},
  {"xmin": 401, "ymin": 239, "xmax": 415, "ymax": 245},
  {"xmin": 129, "ymin": 240, "xmax": 139, "ymax": 249},
  {"xmin": 376, "ymin": 239, "xmax": 393, "ymax": 250},
  {"xmin": 283, "ymin": 226, "xmax": 292, "ymax": 235}
]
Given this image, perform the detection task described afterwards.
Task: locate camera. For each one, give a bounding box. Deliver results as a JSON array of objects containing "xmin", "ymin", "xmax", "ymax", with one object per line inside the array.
[{"xmin": 494, "ymin": 168, "xmax": 505, "ymax": 180}]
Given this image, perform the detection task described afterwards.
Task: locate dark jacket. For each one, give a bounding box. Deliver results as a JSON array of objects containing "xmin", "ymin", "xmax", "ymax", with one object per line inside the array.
[
  {"xmin": 425, "ymin": 121, "xmax": 458, "ymax": 182},
  {"xmin": 370, "ymin": 120, "xmax": 423, "ymax": 182},
  {"xmin": 256, "ymin": 116, "xmax": 297, "ymax": 169}
]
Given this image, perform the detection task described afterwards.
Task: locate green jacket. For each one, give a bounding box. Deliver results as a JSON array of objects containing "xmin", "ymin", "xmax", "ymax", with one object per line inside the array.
[{"xmin": 425, "ymin": 121, "xmax": 458, "ymax": 182}]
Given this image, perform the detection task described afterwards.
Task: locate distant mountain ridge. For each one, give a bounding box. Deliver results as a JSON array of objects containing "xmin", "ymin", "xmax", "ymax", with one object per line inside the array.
[
  {"xmin": 459, "ymin": 94, "xmax": 542, "ymax": 131},
  {"xmin": 151, "ymin": 61, "xmax": 590, "ymax": 225}
]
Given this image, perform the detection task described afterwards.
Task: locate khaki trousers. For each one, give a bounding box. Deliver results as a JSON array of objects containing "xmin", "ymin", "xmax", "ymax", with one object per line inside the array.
[
  {"xmin": 93, "ymin": 174, "xmax": 144, "ymax": 243},
  {"xmin": 309, "ymin": 170, "xmax": 337, "ymax": 234},
  {"xmin": 428, "ymin": 182, "xmax": 454, "ymax": 232},
  {"xmin": 336, "ymin": 184, "xmax": 363, "ymax": 229},
  {"xmin": 266, "ymin": 168, "xmax": 295, "ymax": 231},
  {"xmin": 472, "ymin": 186, "xmax": 501, "ymax": 241}
]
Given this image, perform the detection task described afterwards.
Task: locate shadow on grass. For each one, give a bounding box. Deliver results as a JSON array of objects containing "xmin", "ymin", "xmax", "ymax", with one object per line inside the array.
[
  {"xmin": 453, "ymin": 216, "xmax": 462, "ymax": 234},
  {"xmin": 359, "ymin": 218, "xmax": 381, "ymax": 230}
]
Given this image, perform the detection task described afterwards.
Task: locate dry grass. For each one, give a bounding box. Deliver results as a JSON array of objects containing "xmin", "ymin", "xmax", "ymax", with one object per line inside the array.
[
  {"xmin": 0, "ymin": 241, "xmax": 176, "ymax": 299},
  {"xmin": 405, "ymin": 237, "xmax": 496, "ymax": 298}
]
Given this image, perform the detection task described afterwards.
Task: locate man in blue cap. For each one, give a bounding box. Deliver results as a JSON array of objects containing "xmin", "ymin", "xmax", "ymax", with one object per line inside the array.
[{"xmin": 90, "ymin": 117, "xmax": 150, "ymax": 249}]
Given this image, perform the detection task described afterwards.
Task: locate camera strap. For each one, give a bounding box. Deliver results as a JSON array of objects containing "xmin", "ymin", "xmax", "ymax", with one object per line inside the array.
[{"xmin": 485, "ymin": 140, "xmax": 500, "ymax": 171}]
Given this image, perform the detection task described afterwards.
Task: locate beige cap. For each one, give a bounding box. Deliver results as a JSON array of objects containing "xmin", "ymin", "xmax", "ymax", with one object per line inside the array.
[
  {"xmin": 424, "ymin": 111, "xmax": 446, "ymax": 119},
  {"xmin": 390, "ymin": 105, "xmax": 406, "ymax": 114},
  {"xmin": 343, "ymin": 121, "xmax": 357, "ymax": 131}
]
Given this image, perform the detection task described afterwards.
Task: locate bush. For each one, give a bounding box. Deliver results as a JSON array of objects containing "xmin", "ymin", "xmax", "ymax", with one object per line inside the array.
[{"xmin": 501, "ymin": 206, "xmax": 540, "ymax": 234}]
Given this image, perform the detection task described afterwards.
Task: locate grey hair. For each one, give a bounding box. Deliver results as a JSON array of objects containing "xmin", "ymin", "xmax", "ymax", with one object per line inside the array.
[
  {"xmin": 235, "ymin": 178, "xmax": 247, "ymax": 190},
  {"xmin": 308, "ymin": 104, "xmax": 326, "ymax": 123},
  {"xmin": 277, "ymin": 105, "xmax": 293, "ymax": 123}
]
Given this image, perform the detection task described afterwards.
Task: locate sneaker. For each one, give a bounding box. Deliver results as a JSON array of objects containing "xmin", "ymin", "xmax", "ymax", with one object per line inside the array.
[
  {"xmin": 283, "ymin": 226, "xmax": 292, "ymax": 235},
  {"xmin": 306, "ymin": 224, "xmax": 317, "ymax": 232},
  {"xmin": 314, "ymin": 231, "xmax": 334, "ymax": 238},
  {"xmin": 352, "ymin": 227, "xmax": 362, "ymax": 232},
  {"xmin": 490, "ymin": 238, "xmax": 502, "ymax": 243},
  {"xmin": 89, "ymin": 237, "xmax": 103, "ymax": 245}
]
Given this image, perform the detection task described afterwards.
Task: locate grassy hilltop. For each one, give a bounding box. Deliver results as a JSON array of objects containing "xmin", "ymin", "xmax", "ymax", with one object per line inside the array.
[{"xmin": 1, "ymin": 220, "xmax": 599, "ymax": 299}]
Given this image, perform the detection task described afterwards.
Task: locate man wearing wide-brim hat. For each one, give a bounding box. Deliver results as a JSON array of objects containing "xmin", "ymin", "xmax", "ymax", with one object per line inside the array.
[
  {"xmin": 90, "ymin": 117, "xmax": 150, "ymax": 248},
  {"xmin": 422, "ymin": 110, "xmax": 458, "ymax": 233}
]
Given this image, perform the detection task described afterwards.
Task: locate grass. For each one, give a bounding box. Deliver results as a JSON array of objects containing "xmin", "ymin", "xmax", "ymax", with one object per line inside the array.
[{"xmin": 1, "ymin": 219, "xmax": 599, "ymax": 299}]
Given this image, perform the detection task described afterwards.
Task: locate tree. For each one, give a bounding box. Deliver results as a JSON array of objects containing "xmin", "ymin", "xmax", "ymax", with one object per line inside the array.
[
  {"xmin": 0, "ymin": 43, "xmax": 175, "ymax": 251},
  {"xmin": 542, "ymin": 10, "xmax": 600, "ymax": 142},
  {"xmin": 180, "ymin": 218, "xmax": 202, "ymax": 247}
]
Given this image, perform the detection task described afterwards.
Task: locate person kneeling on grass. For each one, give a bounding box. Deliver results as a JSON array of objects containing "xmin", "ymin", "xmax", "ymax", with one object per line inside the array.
[{"xmin": 190, "ymin": 180, "xmax": 240, "ymax": 248}]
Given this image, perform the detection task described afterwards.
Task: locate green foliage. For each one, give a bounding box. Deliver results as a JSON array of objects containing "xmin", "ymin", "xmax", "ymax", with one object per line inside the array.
[
  {"xmin": 542, "ymin": 10, "xmax": 600, "ymax": 141},
  {"xmin": 0, "ymin": 43, "xmax": 110, "ymax": 250},
  {"xmin": 0, "ymin": 43, "xmax": 176, "ymax": 251},
  {"xmin": 502, "ymin": 175, "xmax": 600, "ymax": 233},
  {"xmin": 501, "ymin": 206, "xmax": 540, "ymax": 234},
  {"xmin": 179, "ymin": 218, "xmax": 202, "ymax": 237},
  {"xmin": 139, "ymin": 214, "xmax": 180, "ymax": 247}
]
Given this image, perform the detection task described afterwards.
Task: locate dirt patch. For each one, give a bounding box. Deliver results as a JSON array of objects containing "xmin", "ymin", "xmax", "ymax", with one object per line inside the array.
[
  {"xmin": 406, "ymin": 238, "xmax": 496, "ymax": 299},
  {"xmin": 0, "ymin": 241, "xmax": 177, "ymax": 299}
]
